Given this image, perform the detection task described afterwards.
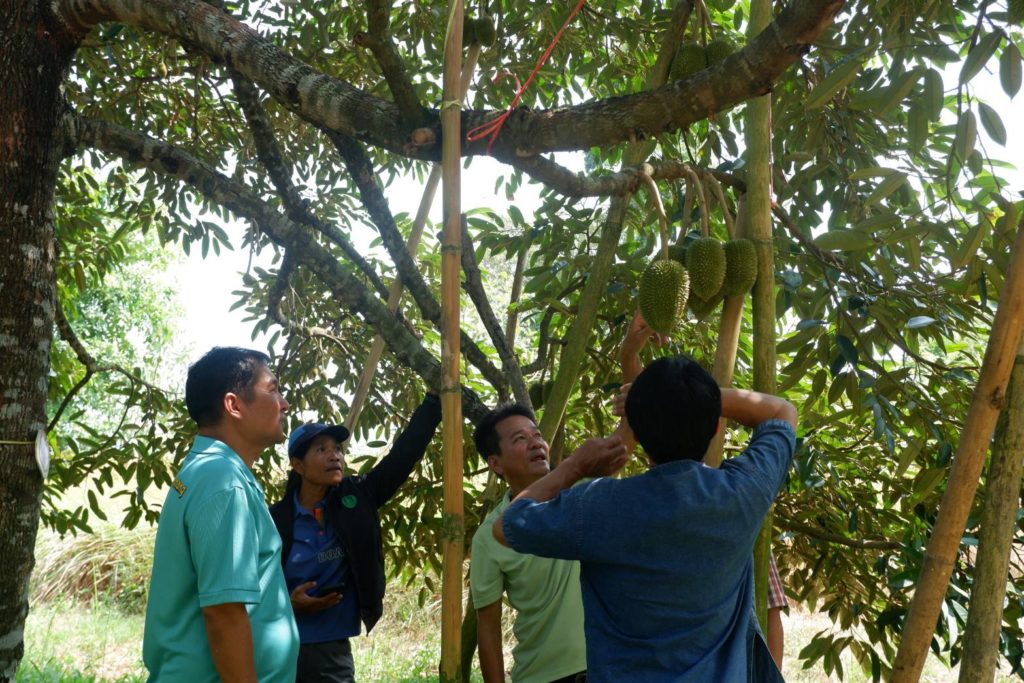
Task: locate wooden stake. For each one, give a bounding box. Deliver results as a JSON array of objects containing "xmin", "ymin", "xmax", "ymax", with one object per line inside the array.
[
  {"xmin": 892, "ymin": 220, "xmax": 1024, "ymax": 681},
  {"xmin": 439, "ymin": 2, "xmax": 465, "ymax": 680}
]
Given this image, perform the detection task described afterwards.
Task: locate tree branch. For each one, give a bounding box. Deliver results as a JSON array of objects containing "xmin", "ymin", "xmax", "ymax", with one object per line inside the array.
[
  {"xmin": 229, "ymin": 71, "xmax": 391, "ymax": 300},
  {"xmin": 52, "ymin": 0, "xmax": 845, "ymax": 161},
  {"xmin": 777, "ymin": 515, "xmax": 904, "ymax": 551},
  {"xmin": 355, "ymin": 0, "xmax": 425, "ymax": 126},
  {"xmin": 324, "ymin": 129, "xmax": 509, "ymax": 395},
  {"xmin": 460, "ymin": 217, "xmax": 529, "ymax": 405},
  {"xmin": 64, "ymin": 112, "xmax": 493, "ymax": 422}
]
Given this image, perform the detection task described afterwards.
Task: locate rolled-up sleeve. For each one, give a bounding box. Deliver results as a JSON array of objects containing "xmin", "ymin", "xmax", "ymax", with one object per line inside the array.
[{"xmin": 502, "ymin": 482, "xmax": 598, "ymax": 561}]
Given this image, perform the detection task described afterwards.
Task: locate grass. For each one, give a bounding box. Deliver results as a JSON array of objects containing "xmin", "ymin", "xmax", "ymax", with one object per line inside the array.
[{"xmin": 18, "ymin": 525, "xmax": 1019, "ymax": 682}]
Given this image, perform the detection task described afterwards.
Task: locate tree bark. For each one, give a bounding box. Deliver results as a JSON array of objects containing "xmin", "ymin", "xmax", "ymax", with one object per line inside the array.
[
  {"xmin": 892, "ymin": 220, "xmax": 1024, "ymax": 681},
  {"xmin": 958, "ymin": 336, "xmax": 1024, "ymax": 683},
  {"xmin": 52, "ymin": 0, "xmax": 843, "ymax": 160},
  {"xmin": 0, "ymin": 1, "xmax": 77, "ymax": 678}
]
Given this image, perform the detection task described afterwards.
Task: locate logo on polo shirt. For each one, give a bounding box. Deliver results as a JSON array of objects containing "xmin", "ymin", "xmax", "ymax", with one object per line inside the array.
[
  {"xmin": 172, "ymin": 478, "xmax": 187, "ymax": 497},
  {"xmin": 342, "ymin": 495, "xmax": 357, "ymax": 509}
]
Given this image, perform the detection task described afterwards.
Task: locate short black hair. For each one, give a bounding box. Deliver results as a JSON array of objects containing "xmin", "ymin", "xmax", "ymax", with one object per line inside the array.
[
  {"xmin": 473, "ymin": 403, "xmax": 536, "ymax": 458},
  {"xmin": 185, "ymin": 347, "xmax": 271, "ymax": 428},
  {"xmin": 625, "ymin": 355, "xmax": 721, "ymax": 464}
]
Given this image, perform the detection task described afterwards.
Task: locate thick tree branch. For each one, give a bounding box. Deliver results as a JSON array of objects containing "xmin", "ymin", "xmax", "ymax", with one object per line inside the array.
[
  {"xmin": 355, "ymin": 0, "xmax": 425, "ymax": 126},
  {"xmin": 460, "ymin": 217, "xmax": 529, "ymax": 405},
  {"xmin": 229, "ymin": 72, "xmax": 391, "ymax": 300},
  {"xmin": 325, "ymin": 129, "xmax": 509, "ymax": 395},
  {"xmin": 52, "ymin": 0, "xmax": 844, "ymax": 161},
  {"xmin": 64, "ymin": 112, "xmax": 493, "ymax": 422}
]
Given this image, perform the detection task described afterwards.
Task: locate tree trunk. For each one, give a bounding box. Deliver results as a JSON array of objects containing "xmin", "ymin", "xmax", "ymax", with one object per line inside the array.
[
  {"xmin": 0, "ymin": 1, "xmax": 77, "ymax": 679},
  {"xmin": 893, "ymin": 220, "xmax": 1024, "ymax": 681},
  {"xmin": 745, "ymin": 0, "xmax": 776, "ymax": 635},
  {"xmin": 958, "ymin": 336, "xmax": 1024, "ymax": 682}
]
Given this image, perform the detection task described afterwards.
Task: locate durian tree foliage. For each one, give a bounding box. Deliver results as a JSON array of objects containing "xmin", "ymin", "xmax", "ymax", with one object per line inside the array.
[{"xmin": 4, "ymin": 0, "xmax": 1024, "ymax": 678}]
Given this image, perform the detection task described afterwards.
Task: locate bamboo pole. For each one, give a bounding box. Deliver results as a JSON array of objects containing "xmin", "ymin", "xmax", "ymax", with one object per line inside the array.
[
  {"xmin": 746, "ymin": 0, "xmax": 775, "ymax": 634},
  {"xmin": 439, "ymin": 2, "xmax": 465, "ymax": 680},
  {"xmin": 893, "ymin": 220, "xmax": 1024, "ymax": 681},
  {"xmin": 958, "ymin": 334, "xmax": 1024, "ymax": 683},
  {"xmin": 345, "ymin": 45, "xmax": 482, "ymax": 434}
]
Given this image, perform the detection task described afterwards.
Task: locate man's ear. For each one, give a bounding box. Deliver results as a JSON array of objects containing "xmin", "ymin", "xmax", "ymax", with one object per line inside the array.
[
  {"xmin": 485, "ymin": 454, "xmax": 503, "ymax": 477},
  {"xmin": 290, "ymin": 457, "xmax": 305, "ymax": 477},
  {"xmin": 222, "ymin": 392, "xmax": 245, "ymax": 420}
]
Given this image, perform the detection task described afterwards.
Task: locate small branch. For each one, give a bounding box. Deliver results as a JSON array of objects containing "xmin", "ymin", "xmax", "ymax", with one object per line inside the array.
[
  {"xmin": 460, "ymin": 217, "xmax": 530, "ymax": 405},
  {"xmin": 505, "ymin": 239, "xmax": 529, "ymax": 351},
  {"xmin": 776, "ymin": 515, "xmax": 904, "ymax": 551}
]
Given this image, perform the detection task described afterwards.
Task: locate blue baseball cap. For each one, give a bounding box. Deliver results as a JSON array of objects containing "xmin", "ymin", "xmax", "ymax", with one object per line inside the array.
[{"xmin": 287, "ymin": 422, "xmax": 351, "ymax": 459}]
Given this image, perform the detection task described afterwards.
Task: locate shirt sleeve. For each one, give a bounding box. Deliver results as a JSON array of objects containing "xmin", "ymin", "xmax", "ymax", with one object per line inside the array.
[
  {"xmin": 469, "ymin": 527, "xmax": 504, "ymax": 608},
  {"xmin": 502, "ymin": 482, "xmax": 596, "ymax": 561},
  {"xmin": 187, "ymin": 486, "xmax": 263, "ymax": 607},
  {"xmin": 719, "ymin": 419, "xmax": 797, "ymax": 511}
]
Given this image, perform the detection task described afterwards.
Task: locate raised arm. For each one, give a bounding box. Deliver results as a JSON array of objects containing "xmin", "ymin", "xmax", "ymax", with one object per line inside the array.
[
  {"xmin": 719, "ymin": 388, "xmax": 797, "ymax": 430},
  {"xmin": 362, "ymin": 392, "xmax": 442, "ymax": 508}
]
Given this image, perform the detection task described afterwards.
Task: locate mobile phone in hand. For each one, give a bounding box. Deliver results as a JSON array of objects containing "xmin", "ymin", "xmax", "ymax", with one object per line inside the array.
[{"xmin": 316, "ymin": 583, "xmax": 345, "ymax": 597}]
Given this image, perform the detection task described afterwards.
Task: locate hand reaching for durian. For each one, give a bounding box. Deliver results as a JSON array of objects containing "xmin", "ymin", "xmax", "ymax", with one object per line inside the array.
[{"xmin": 620, "ymin": 311, "xmax": 667, "ymax": 383}]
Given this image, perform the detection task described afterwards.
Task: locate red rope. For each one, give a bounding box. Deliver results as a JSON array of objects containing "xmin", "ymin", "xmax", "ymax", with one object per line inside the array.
[{"xmin": 466, "ymin": 0, "xmax": 587, "ymax": 154}]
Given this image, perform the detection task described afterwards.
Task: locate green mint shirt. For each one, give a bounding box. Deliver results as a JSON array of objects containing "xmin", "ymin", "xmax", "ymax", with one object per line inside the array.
[
  {"xmin": 143, "ymin": 437, "xmax": 299, "ymax": 682},
  {"xmin": 470, "ymin": 493, "xmax": 587, "ymax": 683}
]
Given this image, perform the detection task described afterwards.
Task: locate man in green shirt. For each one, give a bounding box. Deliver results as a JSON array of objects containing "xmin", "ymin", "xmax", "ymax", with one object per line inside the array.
[
  {"xmin": 143, "ymin": 347, "xmax": 299, "ymax": 682},
  {"xmin": 470, "ymin": 404, "xmax": 587, "ymax": 683}
]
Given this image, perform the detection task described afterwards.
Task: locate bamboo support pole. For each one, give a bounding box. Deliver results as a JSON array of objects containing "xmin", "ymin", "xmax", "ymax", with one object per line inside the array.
[
  {"xmin": 958, "ymin": 333, "xmax": 1024, "ymax": 683},
  {"xmin": 704, "ymin": 197, "xmax": 746, "ymax": 468},
  {"xmin": 345, "ymin": 45, "xmax": 482, "ymax": 434},
  {"xmin": 893, "ymin": 220, "xmax": 1024, "ymax": 682},
  {"xmin": 439, "ymin": 2, "xmax": 465, "ymax": 680},
  {"xmin": 746, "ymin": 0, "xmax": 775, "ymax": 634}
]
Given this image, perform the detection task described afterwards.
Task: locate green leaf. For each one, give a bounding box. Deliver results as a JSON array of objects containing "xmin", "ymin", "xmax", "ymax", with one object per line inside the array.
[
  {"xmin": 978, "ymin": 102, "xmax": 1007, "ymax": 145},
  {"xmin": 953, "ymin": 218, "xmax": 993, "ymax": 269},
  {"xmin": 922, "ymin": 68, "xmax": 945, "ymax": 121},
  {"xmin": 864, "ymin": 172, "xmax": 907, "ymax": 207},
  {"xmin": 837, "ymin": 335, "xmax": 858, "ymax": 366},
  {"xmin": 906, "ymin": 316, "xmax": 936, "ymax": 329},
  {"xmin": 907, "ymin": 100, "xmax": 929, "ymax": 155},
  {"xmin": 870, "ymin": 69, "xmax": 921, "ymax": 115},
  {"xmin": 1001, "ymin": 43, "xmax": 1022, "ymax": 97},
  {"xmin": 847, "ymin": 166, "xmax": 899, "ymax": 181},
  {"xmin": 959, "ymin": 31, "xmax": 1002, "ymax": 85},
  {"xmin": 805, "ymin": 54, "xmax": 866, "ymax": 109},
  {"xmin": 813, "ymin": 230, "xmax": 874, "ymax": 251},
  {"xmin": 955, "ymin": 110, "xmax": 978, "ymax": 161}
]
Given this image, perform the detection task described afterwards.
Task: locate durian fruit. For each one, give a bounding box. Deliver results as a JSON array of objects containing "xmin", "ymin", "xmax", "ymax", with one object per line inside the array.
[
  {"xmin": 705, "ymin": 36, "xmax": 734, "ymax": 65},
  {"xmin": 670, "ymin": 41, "xmax": 706, "ymax": 80},
  {"xmin": 668, "ymin": 243, "xmax": 688, "ymax": 265},
  {"xmin": 722, "ymin": 238, "xmax": 758, "ymax": 296},
  {"xmin": 528, "ymin": 379, "xmax": 554, "ymax": 408},
  {"xmin": 638, "ymin": 259, "xmax": 689, "ymax": 335},
  {"xmin": 688, "ymin": 287, "xmax": 723, "ymax": 320},
  {"xmin": 462, "ymin": 16, "xmax": 479, "ymax": 45},
  {"xmin": 685, "ymin": 237, "xmax": 727, "ymax": 301},
  {"xmin": 475, "ymin": 16, "xmax": 497, "ymax": 47}
]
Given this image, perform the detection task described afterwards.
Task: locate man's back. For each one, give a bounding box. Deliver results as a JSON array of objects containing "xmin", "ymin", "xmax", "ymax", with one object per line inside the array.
[{"xmin": 503, "ymin": 419, "xmax": 795, "ymax": 682}]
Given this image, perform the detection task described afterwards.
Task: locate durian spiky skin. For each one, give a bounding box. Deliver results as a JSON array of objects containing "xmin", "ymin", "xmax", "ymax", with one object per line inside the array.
[
  {"xmin": 686, "ymin": 237, "xmax": 727, "ymax": 301},
  {"xmin": 671, "ymin": 42, "xmax": 706, "ymax": 80},
  {"xmin": 722, "ymin": 238, "xmax": 758, "ymax": 297},
  {"xmin": 638, "ymin": 259, "xmax": 689, "ymax": 335}
]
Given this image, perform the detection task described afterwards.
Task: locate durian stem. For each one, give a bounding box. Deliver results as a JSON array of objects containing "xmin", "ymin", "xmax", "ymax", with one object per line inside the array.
[
  {"xmin": 683, "ymin": 166, "xmax": 709, "ymax": 237},
  {"xmin": 703, "ymin": 171, "xmax": 735, "ymax": 240},
  {"xmin": 680, "ymin": 175, "xmax": 695, "ymax": 238},
  {"xmin": 640, "ymin": 165, "xmax": 669, "ymax": 259},
  {"xmin": 698, "ymin": 0, "xmax": 713, "ymax": 43}
]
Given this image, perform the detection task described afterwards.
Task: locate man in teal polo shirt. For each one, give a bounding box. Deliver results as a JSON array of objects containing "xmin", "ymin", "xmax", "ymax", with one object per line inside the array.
[{"xmin": 143, "ymin": 347, "xmax": 299, "ymax": 682}]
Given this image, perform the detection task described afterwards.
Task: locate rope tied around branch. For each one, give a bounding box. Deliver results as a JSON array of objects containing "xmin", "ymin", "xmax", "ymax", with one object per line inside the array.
[{"xmin": 466, "ymin": 0, "xmax": 587, "ymax": 153}]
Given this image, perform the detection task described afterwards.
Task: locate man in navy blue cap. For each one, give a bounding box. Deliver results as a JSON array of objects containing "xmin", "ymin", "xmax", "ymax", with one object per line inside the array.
[{"xmin": 269, "ymin": 393, "xmax": 442, "ymax": 683}]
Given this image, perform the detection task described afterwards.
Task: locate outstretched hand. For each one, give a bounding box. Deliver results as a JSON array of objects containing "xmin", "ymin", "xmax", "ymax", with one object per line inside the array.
[
  {"xmin": 621, "ymin": 311, "xmax": 667, "ymax": 358},
  {"xmin": 566, "ymin": 435, "xmax": 629, "ymax": 479},
  {"xmin": 289, "ymin": 581, "xmax": 343, "ymax": 615}
]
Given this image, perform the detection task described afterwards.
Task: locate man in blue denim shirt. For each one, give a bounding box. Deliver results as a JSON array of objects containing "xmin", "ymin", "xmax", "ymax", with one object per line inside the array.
[{"xmin": 493, "ymin": 354, "xmax": 797, "ymax": 682}]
